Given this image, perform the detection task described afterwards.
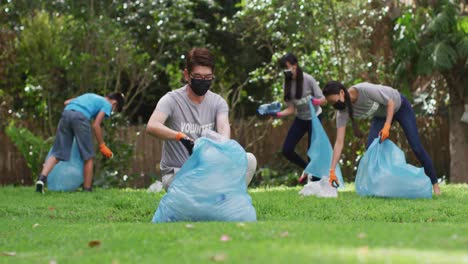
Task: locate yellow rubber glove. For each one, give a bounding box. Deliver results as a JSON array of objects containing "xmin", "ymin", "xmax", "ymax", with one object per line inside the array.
[
  {"xmin": 99, "ymin": 143, "xmax": 113, "ymax": 158},
  {"xmin": 379, "ymin": 122, "xmax": 391, "ymax": 142}
]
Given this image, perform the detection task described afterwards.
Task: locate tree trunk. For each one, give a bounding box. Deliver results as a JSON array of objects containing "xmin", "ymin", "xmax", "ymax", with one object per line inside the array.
[{"xmin": 447, "ymin": 74, "xmax": 468, "ymax": 183}]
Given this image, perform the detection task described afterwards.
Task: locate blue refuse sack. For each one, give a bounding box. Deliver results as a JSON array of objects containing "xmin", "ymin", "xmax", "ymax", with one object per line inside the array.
[
  {"xmin": 47, "ymin": 140, "xmax": 84, "ymax": 191},
  {"xmin": 152, "ymin": 137, "xmax": 257, "ymax": 223},
  {"xmin": 304, "ymin": 101, "xmax": 345, "ymax": 189},
  {"xmin": 355, "ymin": 138, "xmax": 432, "ymax": 199}
]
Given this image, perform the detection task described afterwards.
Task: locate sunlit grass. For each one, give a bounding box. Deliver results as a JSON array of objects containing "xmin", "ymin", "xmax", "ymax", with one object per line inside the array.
[{"xmin": 0, "ymin": 184, "xmax": 467, "ymax": 263}]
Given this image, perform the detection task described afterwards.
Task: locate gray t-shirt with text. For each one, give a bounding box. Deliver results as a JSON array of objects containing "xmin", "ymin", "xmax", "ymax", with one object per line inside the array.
[
  {"xmin": 336, "ymin": 82, "xmax": 402, "ymax": 128},
  {"xmin": 286, "ymin": 72, "xmax": 324, "ymax": 120},
  {"xmin": 155, "ymin": 85, "xmax": 229, "ymax": 176}
]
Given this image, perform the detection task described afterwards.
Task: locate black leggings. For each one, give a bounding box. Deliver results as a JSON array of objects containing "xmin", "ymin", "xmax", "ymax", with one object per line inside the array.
[
  {"xmin": 282, "ymin": 115, "xmax": 322, "ymax": 180},
  {"xmin": 367, "ymin": 95, "xmax": 437, "ymax": 184}
]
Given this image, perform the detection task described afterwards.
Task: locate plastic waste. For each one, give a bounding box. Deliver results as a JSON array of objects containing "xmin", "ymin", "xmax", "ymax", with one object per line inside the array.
[
  {"xmin": 304, "ymin": 101, "xmax": 345, "ymax": 189},
  {"xmin": 299, "ymin": 177, "xmax": 338, "ymax": 198},
  {"xmin": 257, "ymin": 101, "xmax": 282, "ymax": 115},
  {"xmin": 201, "ymin": 129, "xmax": 228, "ymax": 143},
  {"xmin": 147, "ymin": 180, "xmax": 164, "ymax": 193},
  {"xmin": 152, "ymin": 137, "xmax": 257, "ymax": 223},
  {"xmin": 355, "ymin": 138, "xmax": 432, "ymax": 199},
  {"xmin": 47, "ymin": 140, "xmax": 84, "ymax": 191}
]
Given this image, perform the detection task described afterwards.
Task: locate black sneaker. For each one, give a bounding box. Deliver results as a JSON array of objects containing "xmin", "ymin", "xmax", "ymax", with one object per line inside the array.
[{"xmin": 36, "ymin": 175, "xmax": 47, "ymax": 194}]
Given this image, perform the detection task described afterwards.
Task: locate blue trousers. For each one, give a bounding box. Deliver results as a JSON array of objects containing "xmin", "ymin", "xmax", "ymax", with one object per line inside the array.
[
  {"xmin": 367, "ymin": 95, "xmax": 437, "ymax": 184},
  {"xmin": 282, "ymin": 115, "xmax": 322, "ymax": 181}
]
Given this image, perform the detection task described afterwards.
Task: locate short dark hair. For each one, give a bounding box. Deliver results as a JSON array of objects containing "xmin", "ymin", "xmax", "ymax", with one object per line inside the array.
[
  {"xmin": 107, "ymin": 92, "xmax": 125, "ymax": 112},
  {"xmin": 186, "ymin": 48, "xmax": 215, "ymax": 73}
]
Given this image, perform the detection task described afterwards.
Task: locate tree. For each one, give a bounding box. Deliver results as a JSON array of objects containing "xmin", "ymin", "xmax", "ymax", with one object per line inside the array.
[
  {"xmin": 393, "ymin": 0, "xmax": 468, "ymax": 182},
  {"xmin": 14, "ymin": 11, "xmax": 71, "ymax": 135},
  {"xmin": 224, "ymin": 0, "xmax": 398, "ymax": 181}
]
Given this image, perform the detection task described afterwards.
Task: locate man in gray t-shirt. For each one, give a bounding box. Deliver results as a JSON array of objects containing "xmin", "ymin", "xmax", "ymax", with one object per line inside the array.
[
  {"xmin": 155, "ymin": 86, "xmax": 229, "ymax": 176},
  {"xmin": 146, "ymin": 48, "xmax": 257, "ymax": 190}
]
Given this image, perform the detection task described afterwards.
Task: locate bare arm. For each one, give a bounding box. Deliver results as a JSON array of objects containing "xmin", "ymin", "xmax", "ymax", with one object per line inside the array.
[
  {"xmin": 277, "ymin": 103, "xmax": 295, "ymax": 117},
  {"xmin": 92, "ymin": 111, "xmax": 107, "ymax": 145},
  {"xmin": 310, "ymin": 77, "xmax": 326, "ymax": 106},
  {"xmin": 216, "ymin": 113, "xmax": 231, "ymax": 139},
  {"xmin": 319, "ymin": 97, "xmax": 327, "ymax": 106},
  {"xmin": 330, "ymin": 126, "xmax": 346, "ymax": 170},
  {"xmin": 146, "ymin": 110, "xmax": 179, "ymax": 140},
  {"xmin": 385, "ymin": 99, "xmax": 395, "ymax": 124}
]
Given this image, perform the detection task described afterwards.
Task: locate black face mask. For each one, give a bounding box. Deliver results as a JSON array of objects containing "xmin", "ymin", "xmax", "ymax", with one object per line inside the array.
[
  {"xmin": 333, "ymin": 100, "xmax": 346, "ymax": 110},
  {"xmin": 190, "ymin": 78, "xmax": 211, "ymax": 96},
  {"xmin": 283, "ymin": 70, "xmax": 293, "ymax": 79}
]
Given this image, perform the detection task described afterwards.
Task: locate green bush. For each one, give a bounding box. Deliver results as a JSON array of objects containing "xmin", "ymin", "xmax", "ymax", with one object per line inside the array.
[
  {"xmin": 93, "ymin": 114, "xmax": 138, "ymax": 188},
  {"xmin": 5, "ymin": 118, "xmax": 137, "ymax": 188},
  {"xmin": 5, "ymin": 122, "xmax": 52, "ymax": 181}
]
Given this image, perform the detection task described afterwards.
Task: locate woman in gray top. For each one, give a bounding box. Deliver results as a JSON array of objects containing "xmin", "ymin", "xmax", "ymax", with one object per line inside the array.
[
  {"xmin": 322, "ymin": 81, "xmax": 440, "ymax": 195},
  {"xmin": 268, "ymin": 53, "xmax": 327, "ymax": 184}
]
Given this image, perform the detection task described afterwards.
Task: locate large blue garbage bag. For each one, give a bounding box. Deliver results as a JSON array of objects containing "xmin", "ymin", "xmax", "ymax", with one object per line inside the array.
[
  {"xmin": 152, "ymin": 137, "xmax": 257, "ymax": 223},
  {"xmin": 355, "ymin": 138, "xmax": 432, "ymax": 199},
  {"xmin": 304, "ymin": 101, "xmax": 345, "ymax": 189},
  {"xmin": 47, "ymin": 140, "xmax": 84, "ymax": 191}
]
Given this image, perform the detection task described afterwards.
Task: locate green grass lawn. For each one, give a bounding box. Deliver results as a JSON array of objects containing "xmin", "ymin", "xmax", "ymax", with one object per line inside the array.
[{"xmin": 1, "ymin": 184, "xmax": 467, "ymax": 263}]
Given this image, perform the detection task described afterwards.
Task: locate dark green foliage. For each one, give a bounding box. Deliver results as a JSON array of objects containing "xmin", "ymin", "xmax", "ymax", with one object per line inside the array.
[
  {"xmin": 393, "ymin": 0, "xmax": 467, "ymax": 88},
  {"xmin": 4, "ymin": 122, "xmax": 52, "ymax": 181},
  {"xmin": 94, "ymin": 114, "xmax": 137, "ymax": 188},
  {"xmin": 1, "ymin": 0, "xmax": 465, "ymax": 186}
]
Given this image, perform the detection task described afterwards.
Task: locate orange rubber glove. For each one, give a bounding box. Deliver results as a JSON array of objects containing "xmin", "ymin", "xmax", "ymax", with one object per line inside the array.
[
  {"xmin": 99, "ymin": 143, "xmax": 113, "ymax": 158},
  {"xmin": 329, "ymin": 169, "xmax": 339, "ymax": 188},
  {"xmin": 379, "ymin": 122, "xmax": 391, "ymax": 142},
  {"xmin": 176, "ymin": 132, "xmax": 195, "ymax": 154},
  {"xmin": 175, "ymin": 132, "xmax": 186, "ymax": 141}
]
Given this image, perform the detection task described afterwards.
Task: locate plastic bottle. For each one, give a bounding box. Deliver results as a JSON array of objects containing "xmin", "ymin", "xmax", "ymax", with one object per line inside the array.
[{"xmin": 257, "ymin": 101, "xmax": 282, "ymax": 115}]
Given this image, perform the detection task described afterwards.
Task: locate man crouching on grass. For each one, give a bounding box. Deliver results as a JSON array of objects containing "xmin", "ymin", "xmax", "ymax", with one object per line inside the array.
[{"xmin": 146, "ymin": 47, "xmax": 257, "ymax": 190}]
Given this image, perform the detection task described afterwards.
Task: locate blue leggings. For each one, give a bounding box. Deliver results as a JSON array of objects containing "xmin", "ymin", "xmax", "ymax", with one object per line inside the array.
[
  {"xmin": 367, "ymin": 95, "xmax": 437, "ymax": 184},
  {"xmin": 282, "ymin": 115, "xmax": 322, "ymax": 180}
]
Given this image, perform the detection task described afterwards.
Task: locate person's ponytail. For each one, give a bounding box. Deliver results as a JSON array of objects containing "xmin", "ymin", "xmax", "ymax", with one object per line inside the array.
[{"xmin": 341, "ymin": 87, "xmax": 363, "ymax": 138}]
